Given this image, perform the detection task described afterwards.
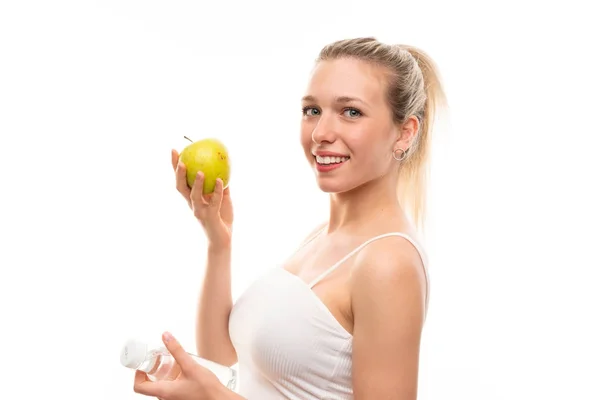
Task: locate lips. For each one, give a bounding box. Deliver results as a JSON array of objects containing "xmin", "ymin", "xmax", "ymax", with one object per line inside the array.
[
  {"xmin": 314, "ymin": 155, "xmax": 349, "ymax": 173},
  {"xmin": 315, "ymin": 155, "xmax": 350, "ymax": 165}
]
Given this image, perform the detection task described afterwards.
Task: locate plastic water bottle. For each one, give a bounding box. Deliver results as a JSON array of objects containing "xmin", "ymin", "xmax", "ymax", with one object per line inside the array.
[{"xmin": 120, "ymin": 338, "xmax": 237, "ymax": 391}]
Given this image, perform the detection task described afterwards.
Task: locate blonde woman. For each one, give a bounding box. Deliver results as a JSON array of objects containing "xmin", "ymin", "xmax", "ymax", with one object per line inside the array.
[{"xmin": 134, "ymin": 37, "xmax": 447, "ymax": 400}]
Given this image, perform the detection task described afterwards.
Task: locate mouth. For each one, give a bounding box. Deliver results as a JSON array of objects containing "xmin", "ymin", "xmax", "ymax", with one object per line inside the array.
[{"xmin": 315, "ymin": 155, "xmax": 350, "ymax": 166}]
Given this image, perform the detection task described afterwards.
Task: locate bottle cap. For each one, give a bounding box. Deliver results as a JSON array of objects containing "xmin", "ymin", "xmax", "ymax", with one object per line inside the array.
[{"xmin": 120, "ymin": 338, "xmax": 148, "ymax": 370}]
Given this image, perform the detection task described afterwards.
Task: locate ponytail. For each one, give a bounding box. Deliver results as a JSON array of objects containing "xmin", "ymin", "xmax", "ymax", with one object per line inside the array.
[{"xmin": 396, "ymin": 45, "xmax": 447, "ymax": 232}]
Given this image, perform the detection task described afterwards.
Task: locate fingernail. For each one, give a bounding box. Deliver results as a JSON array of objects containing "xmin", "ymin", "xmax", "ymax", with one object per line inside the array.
[{"xmin": 163, "ymin": 332, "xmax": 174, "ymax": 343}]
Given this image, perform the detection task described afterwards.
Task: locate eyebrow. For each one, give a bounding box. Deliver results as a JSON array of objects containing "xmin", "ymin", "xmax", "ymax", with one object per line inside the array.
[{"xmin": 301, "ymin": 95, "xmax": 368, "ymax": 106}]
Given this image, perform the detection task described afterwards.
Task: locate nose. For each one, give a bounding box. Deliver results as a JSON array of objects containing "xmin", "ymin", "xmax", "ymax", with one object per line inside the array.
[{"xmin": 311, "ymin": 113, "xmax": 338, "ymax": 144}]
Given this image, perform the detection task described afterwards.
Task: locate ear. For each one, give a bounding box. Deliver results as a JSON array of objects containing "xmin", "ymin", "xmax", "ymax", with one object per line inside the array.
[{"xmin": 394, "ymin": 115, "xmax": 419, "ymax": 150}]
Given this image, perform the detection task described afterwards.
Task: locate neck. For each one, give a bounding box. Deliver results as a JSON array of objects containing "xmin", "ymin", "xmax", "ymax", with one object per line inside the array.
[{"xmin": 327, "ymin": 172, "xmax": 401, "ymax": 233}]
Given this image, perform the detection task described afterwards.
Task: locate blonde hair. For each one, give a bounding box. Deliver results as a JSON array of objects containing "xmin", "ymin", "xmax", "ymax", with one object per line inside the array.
[{"xmin": 317, "ymin": 37, "xmax": 447, "ymax": 231}]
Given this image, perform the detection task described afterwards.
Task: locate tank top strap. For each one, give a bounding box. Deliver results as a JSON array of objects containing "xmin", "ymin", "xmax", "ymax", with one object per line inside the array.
[
  {"xmin": 307, "ymin": 232, "xmax": 427, "ymax": 289},
  {"xmin": 299, "ymin": 225, "xmax": 327, "ymax": 250}
]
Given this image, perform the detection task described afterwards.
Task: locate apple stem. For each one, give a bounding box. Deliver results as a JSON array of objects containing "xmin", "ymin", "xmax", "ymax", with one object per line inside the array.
[{"xmin": 183, "ymin": 136, "xmax": 193, "ymax": 143}]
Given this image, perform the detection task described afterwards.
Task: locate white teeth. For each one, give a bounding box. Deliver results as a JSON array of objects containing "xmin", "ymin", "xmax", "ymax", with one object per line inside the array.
[{"xmin": 315, "ymin": 155, "xmax": 349, "ymax": 165}]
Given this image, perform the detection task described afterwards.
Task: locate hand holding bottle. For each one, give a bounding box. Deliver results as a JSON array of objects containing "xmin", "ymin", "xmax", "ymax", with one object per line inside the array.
[
  {"xmin": 132, "ymin": 332, "xmax": 243, "ymax": 400},
  {"xmin": 171, "ymin": 149, "xmax": 234, "ymax": 248}
]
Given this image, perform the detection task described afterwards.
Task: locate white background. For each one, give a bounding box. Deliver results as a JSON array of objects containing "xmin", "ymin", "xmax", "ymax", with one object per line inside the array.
[{"xmin": 1, "ymin": 1, "xmax": 599, "ymax": 399}]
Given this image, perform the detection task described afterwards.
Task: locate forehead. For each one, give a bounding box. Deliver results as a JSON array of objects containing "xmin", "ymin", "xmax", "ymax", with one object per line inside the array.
[{"xmin": 304, "ymin": 57, "xmax": 389, "ymax": 105}]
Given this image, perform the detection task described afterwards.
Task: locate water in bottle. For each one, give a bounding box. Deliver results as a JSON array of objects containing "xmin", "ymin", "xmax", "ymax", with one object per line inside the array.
[{"xmin": 120, "ymin": 338, "xmax": 237, "ymax": 391}]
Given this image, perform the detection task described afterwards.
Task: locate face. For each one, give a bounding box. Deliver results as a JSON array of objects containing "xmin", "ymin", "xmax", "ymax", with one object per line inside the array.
[{"xmin": 300, "ymin": 57, "xmax": 412, "ymax": 194}]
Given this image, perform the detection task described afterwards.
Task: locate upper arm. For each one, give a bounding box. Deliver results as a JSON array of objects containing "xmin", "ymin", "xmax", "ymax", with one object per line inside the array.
[{"xmin": 350, "ymin": 238, "xmax": 428, "ymax": 400}]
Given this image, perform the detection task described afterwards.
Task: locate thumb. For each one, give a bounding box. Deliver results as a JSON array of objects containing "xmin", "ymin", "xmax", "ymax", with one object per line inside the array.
[
  {"xmin": 162, "ymin": 331, "xmax": 195, "ymax": 373},
  {"xmin": 171, "ymin": 149, "xmax": 179, "ymax": 171}
]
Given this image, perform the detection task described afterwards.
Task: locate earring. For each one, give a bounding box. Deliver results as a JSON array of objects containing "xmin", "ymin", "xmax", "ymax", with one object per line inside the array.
[{"xmin": 393, "ymin": 148, "xmax": 407, "ymax": 161}]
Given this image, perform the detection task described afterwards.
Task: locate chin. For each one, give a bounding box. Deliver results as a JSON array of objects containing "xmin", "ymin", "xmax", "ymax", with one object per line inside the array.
[
  {"xmin": 310, "ymin": 159, "xmax": 366, "ymax": 194},
  {"xmin": 314, "ymin": 176, "xmax": 357, "ymax": 194}
]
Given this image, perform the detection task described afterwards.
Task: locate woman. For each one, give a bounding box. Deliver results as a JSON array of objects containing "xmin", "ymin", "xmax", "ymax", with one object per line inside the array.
[{"xmin": 133, "ymin": 37, "xmax": 446, "ymax": 399}]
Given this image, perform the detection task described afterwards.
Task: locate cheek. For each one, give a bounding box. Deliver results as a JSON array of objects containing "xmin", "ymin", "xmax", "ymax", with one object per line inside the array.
[
  {"xmin": 300, "ymin": 123, "xmax": 313, "ymax": 150},
  {"xmin": 349, "ymin": 125, "xmax": 393, "ymax": 159},
  {"xmin": 348, "ymin": 137, "xmax": 391, "ymax": 172}
]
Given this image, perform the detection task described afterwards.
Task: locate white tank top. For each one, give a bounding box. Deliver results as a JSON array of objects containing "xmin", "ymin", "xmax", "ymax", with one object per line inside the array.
[{"xmin": 228, "ymin": 231, "xmax": 429, "ymax": 399}]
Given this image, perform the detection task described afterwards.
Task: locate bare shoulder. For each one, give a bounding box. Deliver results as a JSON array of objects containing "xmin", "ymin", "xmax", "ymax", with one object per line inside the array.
[
  {"xmin": 350, "ymin": 234, "xmax": 428, "ymax": 319},
  {"xmin": 349, "ymin": 234, "xmax": 428, "ymax": 397}
]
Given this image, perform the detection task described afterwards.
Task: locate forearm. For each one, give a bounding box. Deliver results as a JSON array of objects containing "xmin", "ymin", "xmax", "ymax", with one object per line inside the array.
[{"xmin": 196, "ymin": 244, "xmax": 237, "ymax": 366}]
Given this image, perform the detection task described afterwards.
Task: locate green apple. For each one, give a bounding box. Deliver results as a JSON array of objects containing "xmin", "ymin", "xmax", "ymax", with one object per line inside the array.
[{"xmin": 179, "ymin": 136, "xmax": 231, "ymax": 194}]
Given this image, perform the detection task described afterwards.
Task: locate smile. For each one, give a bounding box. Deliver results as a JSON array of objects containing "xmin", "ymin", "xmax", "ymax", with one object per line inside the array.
[
  {"xmin": 314, "ymin": 155, "xmax": 349, "ymax": 173},
  {"xmin": 315, "ymin": 155, "xmax": 350, "ymax": 165}
]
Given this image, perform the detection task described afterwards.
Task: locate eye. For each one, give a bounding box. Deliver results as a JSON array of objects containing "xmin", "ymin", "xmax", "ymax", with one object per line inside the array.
[
  {"xmin": 343, "ymin": 108, "xmax": 362, "ymax": 118},
  {"xmin": 302, "ymin": 107, "xmax": 320, "ymax": 117}
]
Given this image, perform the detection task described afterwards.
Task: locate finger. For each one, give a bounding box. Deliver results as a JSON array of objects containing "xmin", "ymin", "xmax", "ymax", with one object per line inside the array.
[
  {"xmin": 164, "ymin": 359, "xmax": 183, "ymax": 381},
  {"xmin": 189, "ymin": 172, "xmax": 209, "ymax": 206},
  {"xmin": 171, "ymin": 149, "xmax": 179, "ymax": 171},
  {"xmin": 208, "ymin": 179, "xmax": 224, "ymax": 209},
  {"xmin": 133, "ymin": 370, "xmax": 167, "ymax": 398},
  {"xmin": 162, "ymin": 332, "xmax": 196, "ymax": 374},
  {"xmin": 175, "ymin": 162, "xmax": 192, "ymax": 197}
]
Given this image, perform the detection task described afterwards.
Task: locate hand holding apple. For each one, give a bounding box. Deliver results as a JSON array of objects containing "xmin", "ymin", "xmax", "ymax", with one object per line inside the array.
[
  {"xmin": 171, "ymin": 137, "xmax": 234, "ymax": 248},
  {"xmin": 179, "ymin": 137, "xmax": 230, "ymax": 194}
]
